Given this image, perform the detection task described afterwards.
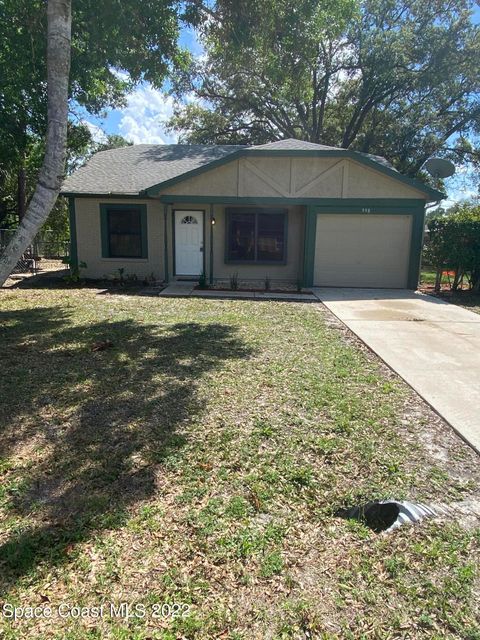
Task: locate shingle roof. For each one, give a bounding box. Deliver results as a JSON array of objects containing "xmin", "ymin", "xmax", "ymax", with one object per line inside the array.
[
  {"xmin": 250, "ymin": 139, "xmax": 395, "ymax": 169},
  {"xmin": 251, "ymin": 139, "xmax": 342, "ymax": 151},
  {"xmin": 62, "ymin": 143, "xmax": 246, "ymax": 195},
  {"xmin": 62, "ymin": 138, "xmax": 396, "ymax": 195}
]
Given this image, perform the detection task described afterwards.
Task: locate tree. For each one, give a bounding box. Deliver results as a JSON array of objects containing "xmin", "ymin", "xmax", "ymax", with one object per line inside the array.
[
  {"xmin": 425, "ymin": 203, "xmax": 480, "ymax": 291},
  {"xmin": 168, "ymin": 0, "xmax": 480, "ymax": 177},
  {"xmin": 0, "ymin": 0, "xmax": 191, "ymax": 283},
  {"xmin": 95, "ymin": 135, "xmax": 133, "ymax": 155},
  {"xmin": 0, "ymin": 123, "xmax": 93, "ymax": 231},
  {"xmin": 0, "ymin": 0, "xmax": 72, "ymax": 285}
]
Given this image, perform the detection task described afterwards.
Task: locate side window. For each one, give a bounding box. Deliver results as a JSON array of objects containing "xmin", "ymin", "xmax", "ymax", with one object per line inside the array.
[{"xmin": 100, "ymin": 205, "xmax": 148, "ymax": 258}]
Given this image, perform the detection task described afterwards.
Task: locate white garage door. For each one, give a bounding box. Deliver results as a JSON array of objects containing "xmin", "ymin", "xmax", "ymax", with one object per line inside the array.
[{"xmin": 314, "ymin": 213, "xmax": 412, "ymax": 288}]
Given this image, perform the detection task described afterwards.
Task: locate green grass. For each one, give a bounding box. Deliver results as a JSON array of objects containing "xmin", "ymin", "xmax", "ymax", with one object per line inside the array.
[
  {"xmin": 420, "ymin": 269, "xmax": 437, "ymax": 286},
  {"xmin": 0, "ymin": 287, "xmax": 478, "ymax": 639}
]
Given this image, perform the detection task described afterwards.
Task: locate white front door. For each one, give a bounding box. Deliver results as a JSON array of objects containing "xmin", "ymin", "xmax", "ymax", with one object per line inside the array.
[{"xmin": 174, "ymin": 210, "xmax": 204, "ymax": 276}]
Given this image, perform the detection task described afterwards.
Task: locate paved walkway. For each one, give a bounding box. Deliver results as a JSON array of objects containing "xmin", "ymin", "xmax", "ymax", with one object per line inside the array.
[
  {"xmin": 159, "ymin": 282, "xmax": 318, "ymax": 301},
  {"xmin": 313, "ymin": 288, "xmax": 480, "ymax": 454}
]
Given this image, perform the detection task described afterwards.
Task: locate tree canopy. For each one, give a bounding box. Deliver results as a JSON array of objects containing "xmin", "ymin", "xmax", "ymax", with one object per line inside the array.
[
  {"xmin": 168, "ymin": 0, "xmax": 480, "ymax": 179},
  {"xmin": 0, "ymin": 0, "xmax": 190, "ymax": 227}
]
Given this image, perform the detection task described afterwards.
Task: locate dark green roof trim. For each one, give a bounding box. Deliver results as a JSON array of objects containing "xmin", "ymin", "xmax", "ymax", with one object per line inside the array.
[
  {"xmin": 62, "ymin": 192, "xmax": 148, "ymax": 200},
  {"xmin": 144, "ymin": 149, "xmax": 444, "ymax": 201},
  {"xmin": 160, "ymin": 195, "xmax": 427, "ymax": 209},
  {"xmin": 344, "ymin": 152, "xmax": 444, "ymax": 201}
]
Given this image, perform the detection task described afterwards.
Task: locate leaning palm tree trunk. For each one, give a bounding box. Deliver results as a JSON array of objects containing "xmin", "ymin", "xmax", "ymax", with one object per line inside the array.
[{"xmin": 0, "ymin": 0, "xmax": 71, "ymax": 286}]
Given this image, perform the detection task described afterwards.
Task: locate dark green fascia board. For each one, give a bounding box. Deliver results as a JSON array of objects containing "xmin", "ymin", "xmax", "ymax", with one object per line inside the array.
[
  {"xmin": 62, "ymin": 192, "xmax": 147, "ymax": 200},
  {"xmin": 99, "ymin": 202, "xmax": 148, "ymax": 259},
  {"xmin": 142, "ymin": 149, "xmax": 445, "ymax": 201},
  {"xmin": 160, "ymin": 195, "xmax": 427, "ymax": 209},
  {"xmin": 68, "ymin": 197, "xmax": 78, "ymax": 269},
  {"xmin": 64, "ymin": 192, "xmax": 429, "ymax": 211}
]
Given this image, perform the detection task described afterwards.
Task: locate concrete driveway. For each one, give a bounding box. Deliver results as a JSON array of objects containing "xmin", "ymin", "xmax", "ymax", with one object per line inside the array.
[{"xmin": 313, "ymin": 288, "xmax": 480, "ymax": 454}]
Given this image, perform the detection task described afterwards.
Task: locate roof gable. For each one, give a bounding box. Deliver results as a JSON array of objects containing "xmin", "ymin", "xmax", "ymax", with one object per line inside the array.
[
  {"xmin": 159, "ymin": 155, "xmax": 435, "ymax": 201},
  {"xmin": 62, "ymin": 138, "xmax": 444, "ymax": 202},
  {"xmin": 145, "ymin": 147, "xmax": 443, "ymax": 201}
]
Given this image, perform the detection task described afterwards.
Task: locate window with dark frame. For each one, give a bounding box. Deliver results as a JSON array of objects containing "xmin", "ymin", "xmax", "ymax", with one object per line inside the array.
[
  {"xmin": 106, "ymin": 208, "xmax": 144, "ymax": 258},
  {"xmin": 226, "ymin": 209, "xmax": 287, "ymax": 263}
]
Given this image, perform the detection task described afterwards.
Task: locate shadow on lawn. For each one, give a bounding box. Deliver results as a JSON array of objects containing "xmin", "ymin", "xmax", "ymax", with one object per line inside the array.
[
  {"xmin": 0, "ymin": 306, "xmax": 252, "ymax": 593},
  {"xmin": 10, "ymin": 270, "xmax": 158, "ymax": 296}
]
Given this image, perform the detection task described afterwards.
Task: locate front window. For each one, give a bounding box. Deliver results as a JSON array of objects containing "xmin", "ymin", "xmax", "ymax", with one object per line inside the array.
[
  {"xmin": 100, "ymin": 204, "xmax": 148, "ymax": 259},
  {"xmin": 226, "ymin": 209, "xmax": 287, "ymax": 263}
]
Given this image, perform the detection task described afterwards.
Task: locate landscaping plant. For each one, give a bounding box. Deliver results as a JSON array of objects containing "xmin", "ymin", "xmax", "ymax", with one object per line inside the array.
[{"xmin": 425, "ymin": 204, "xmax": 480, "ymax": 292}]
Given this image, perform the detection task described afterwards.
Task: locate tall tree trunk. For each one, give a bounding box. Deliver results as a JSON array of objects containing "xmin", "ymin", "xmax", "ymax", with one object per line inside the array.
[
  {"xmin": 0, "ymin": 0, "xmax": 71, "ymax": 286},
  {"xmin": 17, "ymin": 162, "xmax": 26, "ymax": 221}
]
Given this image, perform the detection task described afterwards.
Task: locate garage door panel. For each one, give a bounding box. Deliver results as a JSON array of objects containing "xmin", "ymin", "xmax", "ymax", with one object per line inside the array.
[{"xmin": 314, "ymin": 214, "xmax": 411, "ymax": 288}]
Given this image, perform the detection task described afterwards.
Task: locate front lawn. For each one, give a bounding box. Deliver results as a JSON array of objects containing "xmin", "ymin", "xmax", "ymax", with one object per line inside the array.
[{"xmin": 0, "ymin": 288, "xmax": 479, "ymax": 639}]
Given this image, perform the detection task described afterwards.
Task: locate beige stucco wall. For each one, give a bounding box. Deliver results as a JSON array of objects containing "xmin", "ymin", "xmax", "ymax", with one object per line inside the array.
[
  {"xmin": 346, "ymin": 161, "xmax": 425, "ymax": 198},
  {"xmin": 162, "ymin": 156, "xmax": 428, "ymax": 200},
  {"xmin": 75, "ymin": 198, "xmax": 164, "ymax": 280}
]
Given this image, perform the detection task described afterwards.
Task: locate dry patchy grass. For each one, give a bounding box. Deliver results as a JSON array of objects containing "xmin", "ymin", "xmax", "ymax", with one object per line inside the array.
[{"xmin": 0, "ymin": 287, "xmax": 479, "ymax": 639}]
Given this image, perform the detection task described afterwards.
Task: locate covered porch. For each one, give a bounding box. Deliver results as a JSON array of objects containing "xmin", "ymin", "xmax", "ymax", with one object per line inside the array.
[{"xmin": 159, "ymin": 196, "xmax": 310, "ymax": 288}]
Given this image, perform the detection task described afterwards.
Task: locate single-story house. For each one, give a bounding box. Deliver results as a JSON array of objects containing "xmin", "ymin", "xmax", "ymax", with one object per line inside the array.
[{"xmin": 62, "ymin": 139, "xmax": 444, "ymax": 289}]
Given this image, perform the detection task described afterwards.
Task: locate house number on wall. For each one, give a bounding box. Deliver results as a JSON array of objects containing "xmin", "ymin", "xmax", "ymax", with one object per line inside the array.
[{"xmin": 361, "ymin": 207, "xmax": 371, "ymax": 213}]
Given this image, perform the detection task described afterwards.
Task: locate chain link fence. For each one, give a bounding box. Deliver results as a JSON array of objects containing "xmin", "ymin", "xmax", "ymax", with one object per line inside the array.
[{"xmin": 0, "ymin": 229, "xmax": 70, "ymax": 274}]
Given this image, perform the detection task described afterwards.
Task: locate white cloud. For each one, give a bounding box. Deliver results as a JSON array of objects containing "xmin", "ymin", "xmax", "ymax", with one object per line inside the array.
[
  {"xmin": 109, "ymin": 67, "xmax": 131, "ymax": 83},
  {"xmin": 81, "ymin": 119, "xmax": 108, "ymax": 144},
  {"xmin": 117, "ymin": 85, "xmax": 179, "ymax": 145}
]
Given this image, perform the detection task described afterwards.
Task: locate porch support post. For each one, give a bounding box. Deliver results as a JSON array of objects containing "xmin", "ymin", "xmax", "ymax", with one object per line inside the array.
[
  {"xmin": 302, "ymin": 205, "xmax": 317, "ymax": 288},
  {"xmin": 209, "ymin": 203, "xmax": 214, "ymax": 285},
  {"xmin": 68, "ymin": 196, "xmax": 78, "ymax": 270},
  {"xmin": 407, "ymin": 204, "xmax": 426, "ymax": 290},
  {"xmin": 163, "ymin": 203, "xmax": 169, "ymax": 283}
]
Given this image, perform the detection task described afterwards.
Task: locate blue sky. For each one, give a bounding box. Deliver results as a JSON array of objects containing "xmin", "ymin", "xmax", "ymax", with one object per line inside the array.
[
  {"xmin": 78, "ymin": 26, "xmax": 202, "ymax": 145},
  {"xmin": 80, "ymin": 9, "xmax": 480, "ymax": 206}
]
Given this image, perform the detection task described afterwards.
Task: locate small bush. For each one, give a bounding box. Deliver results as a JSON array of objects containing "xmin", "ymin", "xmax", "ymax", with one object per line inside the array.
[
  {"xmin": 63, "ymin": 260, "xmax": 87, "ymax": 284},
  {"xmin": 425, "ymin": 204, "xmax": 480, "ymax": 292},
  {"xmin": 198, "ymin": 271, "xmax": 208, "ymax": 289}
]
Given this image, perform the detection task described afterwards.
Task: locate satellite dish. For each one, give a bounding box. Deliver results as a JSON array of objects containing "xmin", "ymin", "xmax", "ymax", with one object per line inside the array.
[{"xmin": 424, "ymin": 157, "xmax": 455, "ymax": 179}]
